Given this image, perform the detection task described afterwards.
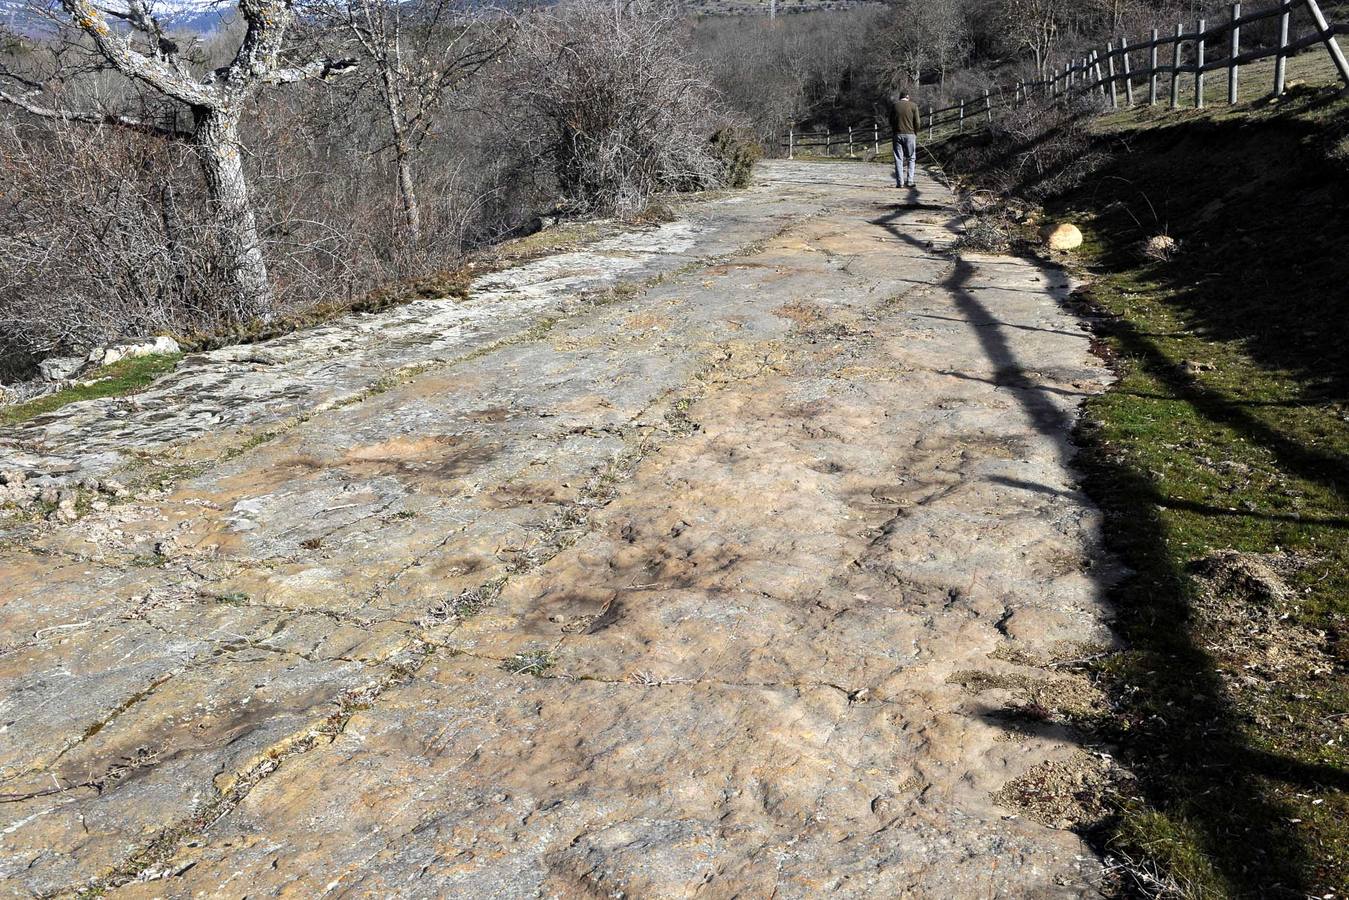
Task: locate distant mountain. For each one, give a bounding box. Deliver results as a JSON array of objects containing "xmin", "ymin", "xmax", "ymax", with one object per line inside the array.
[{"xmin": 1, "ymin": 0, "xmax": 235, "ymax": 36}]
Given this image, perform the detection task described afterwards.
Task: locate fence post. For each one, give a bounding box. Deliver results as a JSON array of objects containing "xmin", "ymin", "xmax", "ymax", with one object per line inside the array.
[
  {"xmin": 1275, "ymin": 1, "xmax": 1291, "ymax": 95},
  {"xmin": 873, "ymin": 121, "xmax": 879, "ymax": 155},
  {"xmin": 1304, "ymin": 0, "xmax": 1349, "ymax": 86},
  {"xmin": 1195, "ymin": 18, "xmax": 1206, "ymax": 108},
  {"xmin": 1228, "ymin": 3, "xmax": 1241, "ymax": 104},
  {"xmin": 1149, "ymin": 28, "xmax": 1159, "ymax": 104},
  {"xmin": 1107, "ymin": 42, "xmax": 1119, "ymax": 108},
  {"xmin": 1172, "ymin": 23, "xmax": 1183, "ymax": 108},
  {"xmin": 1093, "ymin": 50, "xmax": 1107, "ymax": 98},
  {"xmin": 1015, "ymin": 80, "xmax": 1022, "ymax": 105},
  {"xmin": 1122, "ymin": 35, "xmax": 1135, "ymax": 106},
  {"xmin": 848, "ymin": 126, "xmax": 855, "ymax": 158},
  {"xmin": 788, "ymin": 126, "xmax": 794, "ymax": 160},
  {"xmin": 958, "ymin": 100, "xmax": 965, "ymax": 132},
  {"xmin": 984, "ymin": 88, "xmax": 991, "ymax": 123},
  {"xmin": 928, "ymin": 105, "xmax": 934, "ymax": 141}
]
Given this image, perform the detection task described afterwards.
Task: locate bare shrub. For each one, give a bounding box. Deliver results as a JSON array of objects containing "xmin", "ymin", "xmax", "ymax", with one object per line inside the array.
[
  {"xmin": 941, "ymin": 93, "xmax": 1107, "ymax": 200},
  {"xmin": 506, "ymin": 0, "xmax": 724, "ymax": 216},
  {"xmin": 954, "ymin": 213, "xmax": 1014, "ymax": 252},
  {"xmin": 708, "ymin": 127, "xmax": 762, "ymax": 189},
  {"xmin": 996, "ymin": 94, "xmax": 1109, "ymax": 198},
  {"xmin": 0, "ymin": 122, "xmax": 235, "ymax": 368}
]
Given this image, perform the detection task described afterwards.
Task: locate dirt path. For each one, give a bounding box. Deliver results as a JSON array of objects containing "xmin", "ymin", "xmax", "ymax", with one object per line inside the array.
[{"xmin": 0, "ymin": 162, "xmax": 1118, "ymax": 898}]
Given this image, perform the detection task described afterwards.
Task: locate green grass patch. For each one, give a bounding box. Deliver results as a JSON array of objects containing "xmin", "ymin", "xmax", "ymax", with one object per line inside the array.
[
  {"xmin": 1066, "ymin": 96, "xmax": 1349, "ymax": 899},
  {"xmin": 0, "ymin": 353, "xmax": 182, "ymax": 428},
  {"xmin": 941, "ymin": 81, "xmax": 1349, "ymax": 898}
]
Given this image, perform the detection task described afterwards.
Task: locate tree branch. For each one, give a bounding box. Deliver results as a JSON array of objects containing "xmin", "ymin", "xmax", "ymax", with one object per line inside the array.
[
  {"xmin": 260, "ymin": 56, "xmax": 359, "ymax": 85},
  {"xmin": 0, "ymin": 87, "xmax": 189, "ymax": 138},
  {"xmin": 59, "ymin": 0, "xmax": 218, "ymax": 106}
]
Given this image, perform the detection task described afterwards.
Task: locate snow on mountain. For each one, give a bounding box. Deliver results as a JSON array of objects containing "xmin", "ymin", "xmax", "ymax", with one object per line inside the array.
[{"xmin": 2, "ymin": 0, "xmax": 235, "ymax": 35}]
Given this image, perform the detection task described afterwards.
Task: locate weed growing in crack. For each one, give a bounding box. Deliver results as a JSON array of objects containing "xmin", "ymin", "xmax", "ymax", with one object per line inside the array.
[
  {"xmin": 664, "ymin": 396, "xmax": 699, "ymax": 436},
  {"xmin": 420, "ymin": 578, "xmax": 505, "ymax": 627},
  {"xmin": 503, "ymin": 647, "xmax": 555, "ymax": 677}
]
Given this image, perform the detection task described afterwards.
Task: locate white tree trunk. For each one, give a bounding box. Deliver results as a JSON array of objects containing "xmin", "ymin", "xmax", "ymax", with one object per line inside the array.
[
  {"xmin": 193, "ymin": 107, "xmax": 274, "ymax": 321},
  {"xmin": 380, "ymin": 65, "xmax": 423, "ymax": 244}
]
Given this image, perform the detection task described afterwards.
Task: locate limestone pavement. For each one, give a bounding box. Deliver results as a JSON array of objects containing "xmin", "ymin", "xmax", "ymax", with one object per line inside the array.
[{"xmin": 0, "ymin": 161, "xmax": 1118, "ymax": 898}]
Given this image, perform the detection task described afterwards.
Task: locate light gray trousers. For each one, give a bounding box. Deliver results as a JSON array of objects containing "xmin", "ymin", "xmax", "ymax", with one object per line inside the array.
[{"xmin": 892, "ymin": 133, "xmax": 917, "ymax": 186}]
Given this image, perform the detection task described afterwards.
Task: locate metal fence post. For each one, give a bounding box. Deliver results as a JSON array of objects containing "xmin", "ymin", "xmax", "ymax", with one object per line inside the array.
[
  {"xmin": 958, "ymin": 100, "xmax": 965, "ymax": 132},
  {"xmin": 1196, "ymin": 18, "xmax": 1206, "ymax": 108},
  {"xmin": 788, "ymin": 126, "xmax": 794, "ymax": 160},
  {"xmin": 1172, "ymin": 22, "xmax": 1183, "ymax": 108},
  {"xmin": 873, "ymin": 121, "xmax": 879, "ymax": 155},
  {"xmin": 1228, "ymin": 3, "xmax": 1241, "ymax": 104},
  {"xmin": 1149, "ymin": 28, "xmax": 1159, "ymax": 104},
  {"xmin": 984, "ymin": 88, "xmax": 991, "ymax": 123}
]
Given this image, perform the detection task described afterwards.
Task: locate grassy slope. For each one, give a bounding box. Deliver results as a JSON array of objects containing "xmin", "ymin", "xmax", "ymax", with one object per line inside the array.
[
  {"xmin": 938, "ymin": 53, "xmax": 1349, "ymax": 899},
  {"xmin": 0, "ymin": 354, "xmax": 183, "ymax": 428}
]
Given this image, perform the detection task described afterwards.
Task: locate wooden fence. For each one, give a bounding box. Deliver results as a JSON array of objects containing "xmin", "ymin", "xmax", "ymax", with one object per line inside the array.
[{"xmin": 784, "ymin": 0, "xmax": 1348, "ymax": 158}]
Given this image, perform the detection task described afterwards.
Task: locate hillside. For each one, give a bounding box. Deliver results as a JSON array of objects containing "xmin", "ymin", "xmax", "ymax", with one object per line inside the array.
[
  {"xmin": 684, "ymin": 0, "xmax": 881, "ymax": 15},
  {"xmin": 933, "ymin": 55, "xmax": 1349, "ymax": 898}
]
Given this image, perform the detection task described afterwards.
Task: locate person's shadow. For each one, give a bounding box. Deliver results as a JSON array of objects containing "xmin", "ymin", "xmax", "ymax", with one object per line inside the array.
[{"xmin": 882, "ymin": 183, "xmax": 943, "ymax": 211}]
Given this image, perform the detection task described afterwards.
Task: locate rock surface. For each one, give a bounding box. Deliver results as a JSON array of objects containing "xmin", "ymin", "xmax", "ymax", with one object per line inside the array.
[
  {"xmin": 0, "ymin": 162, "xmax": 1118, "ymax": 898},
  {"xmin": 86, "ymin": 335, "xmax": 182, "ymax": 370}
]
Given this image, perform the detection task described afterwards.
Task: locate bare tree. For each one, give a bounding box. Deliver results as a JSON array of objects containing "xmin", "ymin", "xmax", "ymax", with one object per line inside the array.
[
  {"xmin": 0, "ymin": 0, "xmax": 354, "ymax": 321},
  {"xmin": 506, "ymin": 0, "xmax": 723, "ymax": 216},
  {"xmin": 873, "ymin": 0, "xmax": 969, "ymax": 95},
  {"xmin": 324, "ymin": 0, "xmax": 506, "ymax": 246},
  {"xmin": 1002, "ymin": 0, "xmax": 1064, "ymax": 79}
]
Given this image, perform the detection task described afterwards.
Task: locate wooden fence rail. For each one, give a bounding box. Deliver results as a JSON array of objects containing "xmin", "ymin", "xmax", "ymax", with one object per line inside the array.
[{"xmin": 782, "ymin": 0, "xmax": 1347, "ymax": 157}]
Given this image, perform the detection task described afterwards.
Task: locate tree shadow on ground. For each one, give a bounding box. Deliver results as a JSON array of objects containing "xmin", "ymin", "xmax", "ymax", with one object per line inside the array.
[{"xmin": 870, "ymin": 183, "xmax": 1347, "ymax": 896}]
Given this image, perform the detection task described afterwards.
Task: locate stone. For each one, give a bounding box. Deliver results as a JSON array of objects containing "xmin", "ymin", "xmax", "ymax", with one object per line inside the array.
[
  {"xmin": 1141, "ymin": 233, "xmax": 1178, "ymax": 260},
  {"xmin": 1042, "ymin": 222, "xmax": 1083, "ymax": 251},
  {"xmin": 37, "ymin": 356, "xmax": 85, "ymax": 382},
  {"xmin": 100, "ymin": 478, "xmax": 130, "ymax": 498},
  {"xmin": 87, "ymin": 335, "xmax": 181, "ymax": 369},
  {"xmin": 968, "ymin": 193, "xmax": 999, "ymax": 213},
  {"xmin": 0, "ymin": 162, "xmax": 1118, "ymax": 898},
  {"xmin": 1180, "ymin": 359, "xmax": 1216, "ymax": 377}
]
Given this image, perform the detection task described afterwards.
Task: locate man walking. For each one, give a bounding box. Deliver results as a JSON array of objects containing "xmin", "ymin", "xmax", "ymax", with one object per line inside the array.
[{"xmin": 889, "ymin": 89, "xmax": 921, "ymax": 188}]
